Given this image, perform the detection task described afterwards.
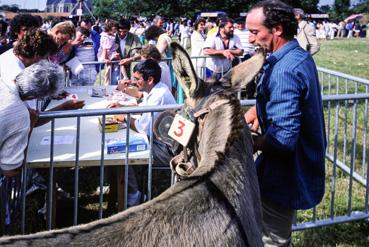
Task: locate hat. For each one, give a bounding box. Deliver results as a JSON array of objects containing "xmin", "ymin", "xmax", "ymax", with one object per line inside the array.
[{"xmin": 293, "ymin": 8, "xmax": 305, "ymax": 17}]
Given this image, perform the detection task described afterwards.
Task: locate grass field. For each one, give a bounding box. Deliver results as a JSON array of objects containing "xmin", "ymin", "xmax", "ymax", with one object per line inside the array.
[
  {"xmin": 292, "ymin": 38, "xmax": 369, "ymax": 247},
  {"xmin": 314, "ymin": 38, "xmax": 369, "ymax": 80}
]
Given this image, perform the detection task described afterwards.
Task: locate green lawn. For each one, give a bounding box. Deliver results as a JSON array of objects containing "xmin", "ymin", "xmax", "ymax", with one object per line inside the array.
[
  {"xmin": 292, "ymin": 38, "xmax": 369, "ymax": 247},
  {"xmin": 314, "ymin": 38, "xmax": 369, "ymax": 80}
]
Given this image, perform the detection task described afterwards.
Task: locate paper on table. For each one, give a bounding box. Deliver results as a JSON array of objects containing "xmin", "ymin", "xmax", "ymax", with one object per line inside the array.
[
  {"xmin": 40, "ymin": 135, "xmax": 74, "ymax": 145},
  {"xmin": 65, "ymin": 56, "xmax": 84, "ymax": 75}
]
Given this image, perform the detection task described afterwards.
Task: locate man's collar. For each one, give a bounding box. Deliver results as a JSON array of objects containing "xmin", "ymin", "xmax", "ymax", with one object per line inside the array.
[{"xmin": 266, "ymin": 39, "xmax": 299, "ymax": 65}]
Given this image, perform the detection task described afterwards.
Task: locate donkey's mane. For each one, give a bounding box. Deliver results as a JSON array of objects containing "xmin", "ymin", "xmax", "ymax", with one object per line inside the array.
[{"xmin": 189, "ymin": 91, "xmax": 243, "ymax": 177}]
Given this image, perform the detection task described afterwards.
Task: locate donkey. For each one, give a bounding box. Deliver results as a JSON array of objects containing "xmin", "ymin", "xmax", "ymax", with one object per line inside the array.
[{"xmin": 0, "ymin": 43, "xmax": 265, "ymax": 246}]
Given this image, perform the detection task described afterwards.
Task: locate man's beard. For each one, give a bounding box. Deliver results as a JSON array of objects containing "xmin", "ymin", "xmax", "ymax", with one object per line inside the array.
[{"xmin": 225, "ymin": 31, "xmax": 233, "ymax": 38}]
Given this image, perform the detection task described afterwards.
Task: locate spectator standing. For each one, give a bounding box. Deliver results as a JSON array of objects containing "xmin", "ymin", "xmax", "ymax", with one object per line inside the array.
[
  {"xmin": 115, "ymin": 18, "xmax": 142, "ymax": 80},
  {"xmin": 337, "ymin": 20, "xmax": 346, "ymax": 38},
  {"xmin": 190, "ymin": 18, "xmax": 207, "ymax": 78},
  {"xmin": 97, "ymin": 20, "xmax": 120, "ymax": 85},
  {"xmin": 203, "ymin": 17, "xmax": 243, "ymax": 79},
  {"xmin": 80, "ymin": 17, "xmax": 101, "ymax": 60},
  {"xmin": 294, "ymin": 8, "xmax": 320, "ymax": 55},
  {"xmin": 48, "ymin": 21, "xmax": 76, "ymax": 65},
  {"xmin": 354, "ymin": 21, "xmax": 361, "ymax": 37},
  {"xmin": 346, "ymin": 21, "xmax": 354, "ymax": 38},
  {"xmin": 234, "ymin": 17, "xmax": 255, "ymax": 60},
  {"xmin": 70, "ymin": 27, "xmax": 97, "ymax": 85},
  {"xmin": 179, "ymin": 20, "xmax": 191, "ymax": 49},
  {"xmin": 145, "ymin": 25, "xmax": 172, "ymax": 58},
  {"xmin": 0, "ymin": 14, "xmax": 41, "ymax": 55},
  {"xmin": 245, "ymin": 1, "xmax": 326, "ymax": 245}
]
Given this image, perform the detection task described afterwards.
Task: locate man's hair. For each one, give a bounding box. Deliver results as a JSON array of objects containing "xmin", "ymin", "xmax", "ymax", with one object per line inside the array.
[
  {"xmin": 9, "ymin": 14, "xmax": 41, "ymax": 40},
  {"xmin": 218, "ymin": 17, "xmax": 233, "ymax": 29},
  {"xmin": 51, "ymin": 21, "xmax": 76, "ymax": 39},
  {"xmin": 14, "ymin": 28, "xmax": 57, "ymax": 59},
  {"xmin": 153, "ymin": 15, "xmax": 163, "ymax": 25},
  {"xmin": 16, "ymin": 60, "xmax": 65, "ymax": 99},
  {"xmin": 81, "ymin": 17, "xmax": 93, "ymax": 26},
  {"xmin": 250, "ymin": 0, "xmax": 297, "ymax": 40},
  {"xmin": 133, "ymin": 59, "xmax": 161, "ymax": 84},
  {"xmin": 76, "ymin": 26, "xmax": 91, "ymax": 37},
  {"xmin": 118, "ymin": 18, "xmax": 131, "ymax": 30},
  {"xmin": 144, "ymin": 25, "xmax": 165, "ymax": 41},
  {"xmin": 140, "ymin": 44, "xmax": 161, "ymax": 61}
]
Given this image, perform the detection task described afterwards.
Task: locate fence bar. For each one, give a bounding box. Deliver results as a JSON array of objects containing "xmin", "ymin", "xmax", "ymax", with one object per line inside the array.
[
  {"xmin": 47, "ymin": 119, "xmax": 55, "ymax": 230},
  {"xmin": 124, "ymin": 114, "xmax": 131, "ymax": 210},
  {"xmin": 73, "ymin": 117, "xmax": 81, "ymax": 225},
  {"xmin": 98, "ymin": 115, "xmax": 106, "ymax": 219},
  {"xmin": 348, "ymin": 99, "xmax": 358, "ymax": 215}
]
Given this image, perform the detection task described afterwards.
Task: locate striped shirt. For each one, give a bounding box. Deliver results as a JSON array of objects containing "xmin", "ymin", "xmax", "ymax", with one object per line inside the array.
[{"xmin": 255, "ymin": 39, "xmax": 326, "ymax": 210}]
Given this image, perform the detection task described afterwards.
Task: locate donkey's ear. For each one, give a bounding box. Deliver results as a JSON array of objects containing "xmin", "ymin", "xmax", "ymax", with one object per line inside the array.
[
  {"xmin": 219, "ymin": 51, "xmax": 265, "ymax": 90},
  {"xmin": 171, "ymin": 42, "xmax": 198, "ymax": 98}
]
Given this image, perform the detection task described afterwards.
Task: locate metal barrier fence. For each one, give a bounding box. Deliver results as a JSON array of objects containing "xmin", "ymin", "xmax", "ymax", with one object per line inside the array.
[{"xmin": 1, "ymin": 60, "xmax": 369, "ymax": 236}]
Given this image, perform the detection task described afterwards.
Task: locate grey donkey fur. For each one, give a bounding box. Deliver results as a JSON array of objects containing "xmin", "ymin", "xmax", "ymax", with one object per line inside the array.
[{"xmin": 0, "ymin": 43, "xmax": 265, "ymax": 246}]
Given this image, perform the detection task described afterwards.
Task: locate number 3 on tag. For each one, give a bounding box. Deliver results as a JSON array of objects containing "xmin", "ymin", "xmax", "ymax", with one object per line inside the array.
[{"xmin": 168, "ymin": 114, "xmax": 195, "ymax": 147}]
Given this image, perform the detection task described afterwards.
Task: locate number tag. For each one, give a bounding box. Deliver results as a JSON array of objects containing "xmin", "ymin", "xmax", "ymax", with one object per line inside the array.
[{"xmin": 168, "ymin": 114, "xmax": 195, "ymax": 147}]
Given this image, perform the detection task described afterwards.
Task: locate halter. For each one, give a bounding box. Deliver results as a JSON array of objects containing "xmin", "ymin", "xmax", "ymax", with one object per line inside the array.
[{"xmin": 170, "ymin": 88, "xmax": 231, "ymax": 180}]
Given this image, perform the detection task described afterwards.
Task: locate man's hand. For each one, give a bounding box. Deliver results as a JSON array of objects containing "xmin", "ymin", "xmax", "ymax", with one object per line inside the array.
[
  {"xmin": 123, "ymin": 86, "xmax": 142, "ymax": 98},
  {"xmin": 222, "ymin": 50, "xmax": 235, "ymax": 60},
  {"xmin": 107, "ymin": 102, "xmax": 122, "ymax": 108},
  {"xmin": 58, "ymin": 100, "xmax": 85, "ymax": 110},
  {"xmin": 28, "ymin": 108, "xmax": 39, "ymax": 128},
  {"xmin": 119, "ymin": 58, "xmax": 133, "ymax": 66},
  {"xmin": 116, "ymin": 79, "xmax": 132, "ymax": 91},
  {"xmin": 244, "ymin": 105, "xmax": 259, "ymax": 132},
  {"xmin": 52, "ymin": 90, "xmax": 69, "ymax": 100}
]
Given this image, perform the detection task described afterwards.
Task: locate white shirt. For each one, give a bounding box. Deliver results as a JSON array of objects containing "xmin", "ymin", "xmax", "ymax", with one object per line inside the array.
[
  {"xmin": 0, "ymin": 48, "xmax": 25, "ymax": 88},
  {"xmin": 119, "ymin": 36, "xmax": 127, "ymax": 57},
  {"xmin": 135, "ymin": 82, "xmax": 176, "ymax": 135},
  {"xmin": 0, "ymin": 80, "xmax": 30, "ymax": 171},
  {"xmin": 203, "ymin": 33, "xmax": 243, "ymax": 73},
  {"xmin": 0, "ymin": 49, "xmax": 37, "ymax": 108},
  {"xmin": 234, "ymin": 28, "xmax": 255, "ymax": 55},
  {"xmin": 159, "ymin": 61, "xmax": 172, "ymax": 90}
]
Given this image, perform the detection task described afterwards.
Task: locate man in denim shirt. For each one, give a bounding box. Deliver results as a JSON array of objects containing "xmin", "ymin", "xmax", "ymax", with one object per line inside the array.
[{"xmin": 244, "ymin": 1, "xmax": 326, "ymax": 246}]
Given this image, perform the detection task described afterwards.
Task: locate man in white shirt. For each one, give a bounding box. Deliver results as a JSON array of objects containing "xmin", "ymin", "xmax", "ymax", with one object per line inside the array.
[
  {"xmin": 109, "ymin": 59, "xmax": 176, "ymax": 206},
  {"xmin": 203, "ymin": 17, "xmax": 243, "ymax": 79},
  {"xmin": 234, "ymin": 17, "xmax": 255, "ymax": 61}
]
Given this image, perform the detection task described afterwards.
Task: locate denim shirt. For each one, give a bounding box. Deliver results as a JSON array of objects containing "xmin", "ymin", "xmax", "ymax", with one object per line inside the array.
[{"xmin": 255, "ymin": 39, "xmax": 327, "ymax": 210}]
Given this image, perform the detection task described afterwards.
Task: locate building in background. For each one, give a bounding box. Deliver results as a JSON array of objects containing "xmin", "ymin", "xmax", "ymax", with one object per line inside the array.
[{"xmin": 46, "ymin": 0, "xmax": 92, "ymax": 15}]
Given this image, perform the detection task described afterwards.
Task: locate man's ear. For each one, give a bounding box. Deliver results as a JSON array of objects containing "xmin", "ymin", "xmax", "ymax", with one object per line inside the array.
[
  {"xmin": 147, "ymin": 76, "xmax": 155, "ymax": 86},
  {"xmin": 273, "ymin": 24, "xmax": 283, "ymax": 37}
]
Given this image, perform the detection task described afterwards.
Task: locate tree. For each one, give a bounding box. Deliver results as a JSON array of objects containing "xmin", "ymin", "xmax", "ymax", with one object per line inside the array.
[{"xmin": 332, "ymin": 0, "xmax": 351, "ymax": 20}]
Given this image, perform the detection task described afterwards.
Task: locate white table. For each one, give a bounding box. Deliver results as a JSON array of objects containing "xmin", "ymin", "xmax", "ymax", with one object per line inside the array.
[{"xmin": 27, "ymin": 86, "xmax": 150, "ymax": 168}]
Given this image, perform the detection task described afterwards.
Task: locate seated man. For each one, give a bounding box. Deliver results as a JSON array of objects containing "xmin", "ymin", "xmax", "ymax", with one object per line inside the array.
[
  {"xmin": 0, "ymin": 60, "xmax": 65, "ymax": 177},
  {"xmin": 109, "ymin": 59, "xmax": 176, "ymax": 206}
]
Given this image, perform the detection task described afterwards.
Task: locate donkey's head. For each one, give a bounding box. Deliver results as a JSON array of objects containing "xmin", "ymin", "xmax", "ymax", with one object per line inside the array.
[{"xmin": 155, "ymin": 43, "xmax": 265, "ymax": 178}]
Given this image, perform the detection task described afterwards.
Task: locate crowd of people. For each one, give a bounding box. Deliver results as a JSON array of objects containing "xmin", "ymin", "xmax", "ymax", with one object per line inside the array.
[{"xmin": 0, "ymin": 0, "xmax": 341, "ymax": 244}]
